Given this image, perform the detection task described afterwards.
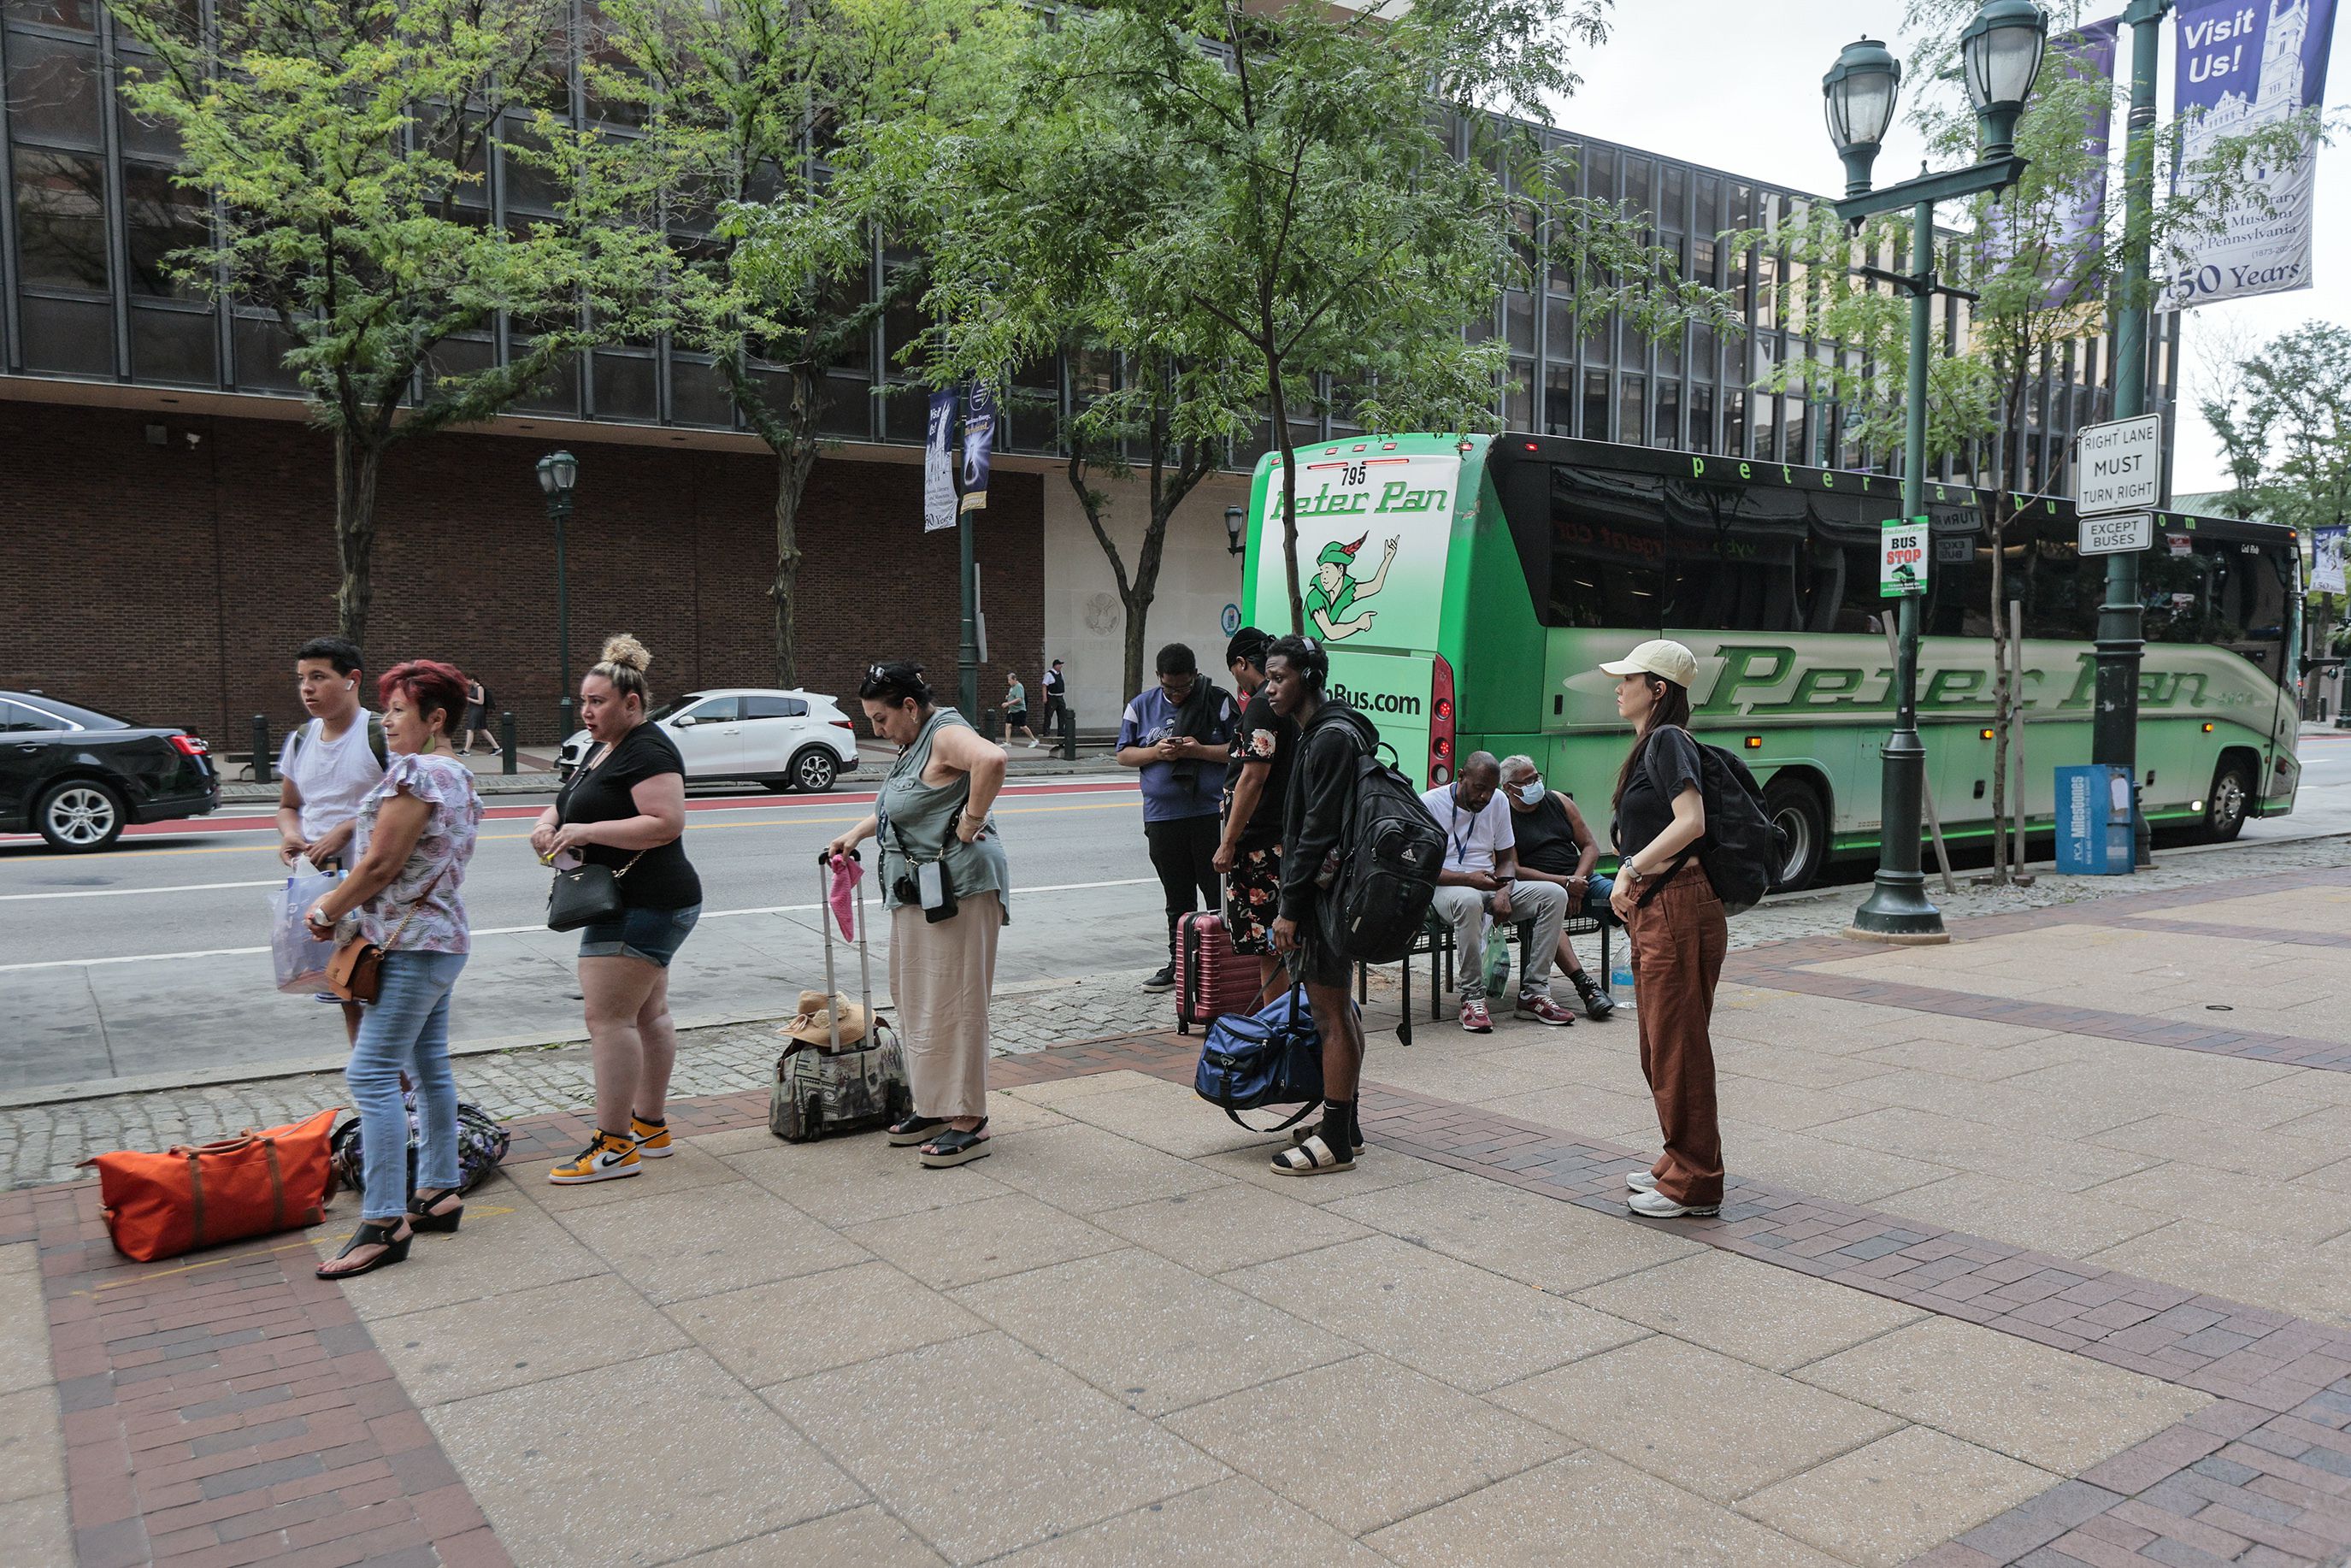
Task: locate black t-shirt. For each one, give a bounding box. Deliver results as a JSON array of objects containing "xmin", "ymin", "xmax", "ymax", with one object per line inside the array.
[
  {"xmin": 556, "ymin": 723, "xmax": 703, "ymax": 910},
  {"xmin": 1511, "ymin": 791, "xmax": 1584, "ymax": 877},
  {"xmin": 1613, "ymin": 726, "xmax": 1705, "ymax": 864},
  {"xmin": 1224, "ymin": 687, "xmax": 1299, "ymax": 851}
]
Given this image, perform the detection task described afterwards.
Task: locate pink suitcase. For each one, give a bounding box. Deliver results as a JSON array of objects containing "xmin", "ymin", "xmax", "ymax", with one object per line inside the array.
[{"xmin": 1176, "ymin": 911, "xmax": 1264, "ymax": 1035}]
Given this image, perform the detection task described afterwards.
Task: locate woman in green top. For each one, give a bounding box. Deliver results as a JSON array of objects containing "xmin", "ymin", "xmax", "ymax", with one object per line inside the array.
[{"xmin": 827, "ymin": 663, "xmax": 1010, "ymax": 1167}]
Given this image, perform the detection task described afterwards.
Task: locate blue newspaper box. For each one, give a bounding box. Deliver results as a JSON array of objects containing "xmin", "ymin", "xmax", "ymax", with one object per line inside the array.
[{"xmin": 2054, "ymin": 764, "xmax": 2134, "ymax": 875}]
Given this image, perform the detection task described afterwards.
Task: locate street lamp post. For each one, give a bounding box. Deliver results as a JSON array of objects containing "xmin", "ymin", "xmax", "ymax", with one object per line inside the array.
[
  {"xmin": 1823, "ymin": 3, "xmax": 2047, "ymax": 945},
  {"xmin": 2097, "ymin": 0, "xmax": 2171, "ymax": 869},
  {"xmin": 1224, "ymin": 505, "xmax": 1247, "ymax": 557},
  {"xmin": 536, "ymin": 450, "xmax": 580, "ymax": 743}
]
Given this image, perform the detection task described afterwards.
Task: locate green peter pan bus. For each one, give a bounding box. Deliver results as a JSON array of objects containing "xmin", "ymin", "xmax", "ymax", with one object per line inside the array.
[{"xmin": 1239, "ymin": 433, "xmax": 2302, "ymax": 888}]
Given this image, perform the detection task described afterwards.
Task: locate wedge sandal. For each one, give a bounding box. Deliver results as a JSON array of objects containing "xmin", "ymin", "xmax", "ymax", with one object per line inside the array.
[
  {"xmin": 919, "ymin": 1120, "xmax": 991, "ymax": 1169},
  {"xmin": 887, "ymin": 1114, "xmax": 950, "ymax": 1147}
]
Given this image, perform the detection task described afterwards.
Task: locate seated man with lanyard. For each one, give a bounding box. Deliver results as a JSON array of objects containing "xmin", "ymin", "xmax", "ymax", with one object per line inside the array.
[{"xmin": 1420, "ymin": 752, "xmax": 1574, "ymax": 1033}]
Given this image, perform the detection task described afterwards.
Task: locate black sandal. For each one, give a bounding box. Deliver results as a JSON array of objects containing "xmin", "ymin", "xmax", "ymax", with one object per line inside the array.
[
  {"xmin": 406, "ymin": 1188, "xmax": 464, "ymax": 1234},
  {"xmin": 919, "ymin": 1120, "xmax": 991, "ymax": 1169},
  {"xmin": 316, "ymin": 1220, "xmax": 411, "ymax": 1279},
  {"xmin": 887, "ymin": 1114, "xmax": 950, "ymax": 1147}
]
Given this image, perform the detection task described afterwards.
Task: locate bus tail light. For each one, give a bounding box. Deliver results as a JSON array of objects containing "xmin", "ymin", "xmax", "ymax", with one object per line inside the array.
[{"xmin": 1429, "ymin": 654, "xmax": 1457, "ymax": 786}]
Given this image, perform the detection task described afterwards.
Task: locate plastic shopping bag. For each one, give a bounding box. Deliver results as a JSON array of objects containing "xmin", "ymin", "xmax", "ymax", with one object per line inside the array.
[{"xmin": 270, "ymin": 864, "xmax": 343, "ymax": 994}]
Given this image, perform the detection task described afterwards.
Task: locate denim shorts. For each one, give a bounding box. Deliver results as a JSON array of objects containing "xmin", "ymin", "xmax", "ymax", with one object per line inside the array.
[{"xmin": 578, "ymin": 903, "xmax": 701, "ymax": 967}]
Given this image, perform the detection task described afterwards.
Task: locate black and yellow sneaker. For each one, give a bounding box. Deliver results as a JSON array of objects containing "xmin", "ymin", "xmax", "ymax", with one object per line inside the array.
[
  {"xmin": 630, "ymin": 1113, "xmax": 673, "ymax": 1158},
  {"xmin": 548, "ymin": 1129, "xmax": 641, "ymax": 1185}
]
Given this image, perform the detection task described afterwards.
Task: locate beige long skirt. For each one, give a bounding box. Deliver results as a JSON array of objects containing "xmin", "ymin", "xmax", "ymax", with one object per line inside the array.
[{"xmin": 888, "ymin": 892, "xmax": 1000, "ymax": 1119}]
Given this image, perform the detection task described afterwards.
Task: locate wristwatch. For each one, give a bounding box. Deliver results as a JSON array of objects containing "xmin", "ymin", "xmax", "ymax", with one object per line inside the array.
[{"xmin": 1621, "ymin": 863, "xmax": 1647, "ymax": 885}]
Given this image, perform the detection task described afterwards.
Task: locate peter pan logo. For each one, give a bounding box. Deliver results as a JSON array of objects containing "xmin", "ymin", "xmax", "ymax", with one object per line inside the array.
[{"xmin": 1278, "ymin": 478, "xmax": 1452, "ymax": 518}]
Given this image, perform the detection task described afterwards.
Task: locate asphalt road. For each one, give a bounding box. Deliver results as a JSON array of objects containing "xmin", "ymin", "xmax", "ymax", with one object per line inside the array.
[
  {"xmin": 5, "ymin": 735, "xmax": 2349, "ymax": 1102},
  {"xmin": 0, "ymin": 778, "xmax": 1176, "ymax": 1099}
]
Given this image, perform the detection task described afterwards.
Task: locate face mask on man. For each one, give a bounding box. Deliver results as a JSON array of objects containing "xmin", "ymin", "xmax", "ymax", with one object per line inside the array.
[{"xmin": 1516, "ymin": 781, "xmax": 1545, "ymax": 806}]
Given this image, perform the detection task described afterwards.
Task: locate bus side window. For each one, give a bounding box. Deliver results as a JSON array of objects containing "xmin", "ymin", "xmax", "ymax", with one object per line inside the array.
[{"xmin": 1546, "ymin": 468, "xmax": 1665, "ymax": 631}]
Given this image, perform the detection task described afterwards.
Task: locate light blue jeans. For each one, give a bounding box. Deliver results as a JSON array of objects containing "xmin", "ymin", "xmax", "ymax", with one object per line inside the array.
[{"xmin": 347, "ymin": 949, "xmax": 467, "ymax": 1223}]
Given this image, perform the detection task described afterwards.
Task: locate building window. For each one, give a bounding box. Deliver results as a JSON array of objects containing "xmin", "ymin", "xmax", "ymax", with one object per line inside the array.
[
  {"xmin": 18, "ymin": 291, "xmax": 109, "ymax": 374},
  {"xmin": 1582, "ymin": 368, "xmax": 1609, "ymax": 440},
  {"xmin": 122, "ymin": 162, "xmax": 209, "ymax": 298},
  {"xmin": 5, "ymin": 32, "xmax": 102, "ymax": 147},
  {"xmin": 1544, "ymin": 363, "xmax": 1574, "ymax": 435},
  {"xmin": 131, "ymin": 304, "xmax": 215, "ymax": 385},
  {"xmin": 1654, "ymin": 377, "xmax": 1681, "ymax": 450},
  {"xmin": 12, "ymin": 146, "xmax": 108, "ymax": 291},
  {"xmin": 1618, "ymin": 373, "xmax": 1645, "ymax": 445},
  {"xmin": 1689, "ymin": 382, "xmax": 1714, "ymax": 453}
]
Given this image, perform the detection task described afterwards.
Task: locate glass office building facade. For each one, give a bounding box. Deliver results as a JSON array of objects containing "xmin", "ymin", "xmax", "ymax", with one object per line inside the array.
[{"xmin": 1, "ymin": 3, "xmax": 2178, "ymax": 484}]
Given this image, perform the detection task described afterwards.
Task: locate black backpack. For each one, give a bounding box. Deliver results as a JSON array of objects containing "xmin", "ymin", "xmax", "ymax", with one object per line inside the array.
[
  {"xmin": 1641, "ymin": 741, "xmax": 1787, "ymax": 917},
  {"xmin": 1320, "ymin": 743, "xmax": 1447, "ymax": 963}
]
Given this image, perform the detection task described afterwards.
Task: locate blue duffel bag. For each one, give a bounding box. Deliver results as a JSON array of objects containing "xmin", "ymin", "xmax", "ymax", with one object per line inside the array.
[{"xmin": 1194, "ymin": 983, "xmax": 1324, "ymax": 1132}]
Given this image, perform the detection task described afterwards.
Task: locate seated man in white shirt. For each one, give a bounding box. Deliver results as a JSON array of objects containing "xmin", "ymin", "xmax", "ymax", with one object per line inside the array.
[{"xmin": 1421, "ymin": 752, "xmax": 1574, "ymax": 1033}]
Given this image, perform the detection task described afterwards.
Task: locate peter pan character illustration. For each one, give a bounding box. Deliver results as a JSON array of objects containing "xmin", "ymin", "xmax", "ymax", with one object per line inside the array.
[{"xmin": 1305, "ymin": 533, "xmax": 1399, "ymax": 641}]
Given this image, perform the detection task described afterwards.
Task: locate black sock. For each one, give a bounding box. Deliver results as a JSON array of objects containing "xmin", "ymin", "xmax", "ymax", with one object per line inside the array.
[{"xmin": 1322, "ymin": 1099, "xmax": 1357, "ymax": 1150}]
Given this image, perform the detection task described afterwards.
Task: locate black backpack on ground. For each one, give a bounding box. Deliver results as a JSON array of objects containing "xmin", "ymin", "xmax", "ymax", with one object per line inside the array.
[
  {"xmin": 1639, "ymin": 740, "xmax": 1787, "ymax": 917},
  {"xmin": 1320, "ymin": 745, "xmax": 1446, "ymax": 963}
]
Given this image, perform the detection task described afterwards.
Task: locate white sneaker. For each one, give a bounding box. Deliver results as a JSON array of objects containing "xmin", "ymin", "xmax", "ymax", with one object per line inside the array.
[
  {"xmin": 1028, "ymin": 739, "xmax": 1042, "ymax": 749},
  {"xmin": 1627, "ymin": 1188, "xmax": 1718, "ymax": 1218},
  {"xmin": 1625, "ymin": 1170, "xmax": 1658, "ymax": 1193}
]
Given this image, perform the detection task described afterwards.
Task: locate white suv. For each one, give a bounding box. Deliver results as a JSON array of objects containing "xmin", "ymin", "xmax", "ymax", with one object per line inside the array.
[{"xmin": 557, "ymin": 688, "xmax": 861, "ymax": 792}]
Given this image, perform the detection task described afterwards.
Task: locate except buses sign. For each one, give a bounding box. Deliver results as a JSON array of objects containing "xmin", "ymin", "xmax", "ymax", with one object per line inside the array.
[{"xmin": 1879, "ymin": 516, "xmax": 1927, "ymax": 598}]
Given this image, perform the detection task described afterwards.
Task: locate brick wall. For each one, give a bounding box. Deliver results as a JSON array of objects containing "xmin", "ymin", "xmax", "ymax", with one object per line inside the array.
[{"xmin": 0, "ymin": 401, "xmax": 1044, "ymax": 750}]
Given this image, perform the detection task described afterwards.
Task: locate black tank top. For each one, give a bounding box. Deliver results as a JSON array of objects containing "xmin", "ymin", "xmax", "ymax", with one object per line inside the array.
[{"xmin": 1512, "ymin": 792, "xmax": 1582, "ymax": 876}]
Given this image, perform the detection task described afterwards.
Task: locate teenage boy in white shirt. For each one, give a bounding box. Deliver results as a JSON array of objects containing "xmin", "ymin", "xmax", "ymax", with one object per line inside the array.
[{"xmin": 275, "ymin": 636, "xmax": 387, "ymax": 1040}]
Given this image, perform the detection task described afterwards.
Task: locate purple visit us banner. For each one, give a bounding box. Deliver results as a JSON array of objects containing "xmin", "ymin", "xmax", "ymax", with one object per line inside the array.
[
  {"xmin": 1983, "ymin": 15, "xmax": 2119, "ymax": 308},
  {"xmin": 2163, "ymin": 0, "xmax": 2339, "ymax": 309}
]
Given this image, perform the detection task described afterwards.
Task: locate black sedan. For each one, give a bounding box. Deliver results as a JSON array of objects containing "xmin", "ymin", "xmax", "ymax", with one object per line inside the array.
[{"xmin": 1, "ymin": 692, "xmax": 219, "ymax": 851}]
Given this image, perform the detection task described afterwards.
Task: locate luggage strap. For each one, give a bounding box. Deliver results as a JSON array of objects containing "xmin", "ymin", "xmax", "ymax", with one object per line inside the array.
[
  {"xmin": 177, "ymin": 1134, "xmax": 286, "ymax": 1248},
  {"xmin": 1223, "ymin": 1100, "xmax": 1319, "ymax": 1134}
]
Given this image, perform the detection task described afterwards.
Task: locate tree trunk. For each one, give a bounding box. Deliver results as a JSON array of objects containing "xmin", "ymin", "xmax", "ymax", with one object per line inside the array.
[
  {"xmin": 1267, "ymin": 361, "xmax": 1303, "ymax": 634},
  {"xmin": 763, "ymin": 369, "xmax": 822, "ymax": 690},
  {"xmin": 332, "ymin": 427, "xmax": 382, "ymax": 649},
  {"xmin": 1067, "ymin": 453, "xmax": 1151, "ymax": 702}
]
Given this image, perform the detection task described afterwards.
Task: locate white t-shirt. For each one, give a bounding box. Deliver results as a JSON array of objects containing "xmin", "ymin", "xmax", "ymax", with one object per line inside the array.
[
  {"xmin": 281, "ymin": 713, "xmax": 386, "ymax": 840},
  {"xmin": 1421, "ymin": 783, "xmax": 1516, "ymax": 875}
]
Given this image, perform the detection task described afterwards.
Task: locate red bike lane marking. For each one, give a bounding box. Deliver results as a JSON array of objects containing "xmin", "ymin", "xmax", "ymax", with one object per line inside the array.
[{"xmin": 109, "ymin": 777, "xmax": 1140, "ymax": 838}]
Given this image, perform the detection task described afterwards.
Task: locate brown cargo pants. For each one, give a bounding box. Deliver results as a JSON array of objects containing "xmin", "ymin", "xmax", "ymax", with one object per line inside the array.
[{"xmin": 1626, "ymin": 864, "xmax": 1729, "ymax": 1208}]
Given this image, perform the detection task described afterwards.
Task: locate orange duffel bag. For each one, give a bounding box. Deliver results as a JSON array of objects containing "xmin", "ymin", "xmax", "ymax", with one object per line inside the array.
[{"xmin": 85, "ymin": 1108, "xmax": 339, "ymax": 1263}]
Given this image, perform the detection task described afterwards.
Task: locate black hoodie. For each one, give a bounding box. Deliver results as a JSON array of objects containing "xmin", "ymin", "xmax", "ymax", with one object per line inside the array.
[{"xmin": 1277, "ymin": 697, "xmax": 1381, "ymax": 922}]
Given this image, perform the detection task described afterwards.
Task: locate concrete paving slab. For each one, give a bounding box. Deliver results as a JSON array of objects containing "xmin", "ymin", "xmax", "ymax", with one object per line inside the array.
[
  {"xmin": 551, "ymin": 1178, "xmax": 871, "ymax": 1306},
  {"xmin": 426, "ymin": 1347, "xmax": 865, "ymax": 1568},
  {"xmin": 1323, "ymin": 1170, "xmax": 1706, "ymax": 1295},
  {"xmin": 1158, "ymin": 1354, "xmax": 1567, "ymax": 1536},
  {"xmin": 373, "ymin": 1272, "xmax": 692, "ymax": 1406},
  {"xmin": 954, "ymin": 1247, "xmax": 1353, "ymax": 1416},
  {"xmin": 843, "ymin": 1191, "xmax": 1124, "ymax": 1289},
  {"xmin": 672, "ymin": 1506, "xmax": 948, "ymax": 1567},
  {"xmin": 315, "ymin": 1182, "xmax": 608, "ymax": 1320},
  {"xmin": 1794, "ymin": 1316, "xmax": 2213, "ymax": 1473},
  {"xmin": 1569, "ymin": 1250, "xmax": 1927, "ymax": 1373},
  {"xmin": 721, "ymin": 1127, "xmax": 1016, "ymax": 1229},
  {"xmin": 2088, "ymin": 1217, "xmax": 2351, "ymax": 1329},
  {"xmin": 0, "ymin": 1386, "xmax": 64, "ymax": 1506},
  {"xmin": 1873, "ymin": 1170, "xmax": 2178, "ymax": 1261},
  {"xmin": 990, "ymin": 1477, "xmax": 1392, "ymax": 1566},
  {"xmin": 0, "ymin": 1243, "xmax": 53, "ymax": 1398},
  {"xmin": 1088, "ymin": 1180, "xmax": 1374, "ymax": 1276},
  {"xmin": 1491, "ymin": 1334, "xmax": 1905, "ymax": 1502},
  {"xmin": 2085, "ymin": 1158, "xmax": 2351, "ymax": 1245},
  {"xmin": 1362, "ymin": 1448, "xmax": 1843, "ymax": 1566},
  {"xmin": 1227, "ymin": 1235, "xmax": 1647, "ymax": 1394},
  {"xmin": 768, "ymin": 1331, "xmax": 1226, "ymax": 1563},
  {"xmin": 667, "ymin": 1259, "xmax": 988, "ymax": 1390},
  {"xmin": 977, "ymin": 1122, "xmax": 1233, "ymax": 1215},
  {"xmin": 1735, "ymin": 1424, "xmax": 2062, "ymax": 1567}
]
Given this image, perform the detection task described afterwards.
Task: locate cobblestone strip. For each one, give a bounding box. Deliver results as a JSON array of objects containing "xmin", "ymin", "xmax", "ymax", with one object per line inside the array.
[{"xmin": 28, "ymin": 1188, "xmax": 508, "ymax": 1568}]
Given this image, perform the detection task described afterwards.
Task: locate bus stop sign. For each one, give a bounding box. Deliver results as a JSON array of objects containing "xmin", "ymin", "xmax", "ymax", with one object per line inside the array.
[{"xmin": 1879, "ymin": 516, "xmax": 1927, "ymax": 598}]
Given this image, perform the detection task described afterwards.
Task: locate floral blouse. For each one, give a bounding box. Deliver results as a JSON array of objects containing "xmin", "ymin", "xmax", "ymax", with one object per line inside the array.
[{"xmin": 351, "ymin": 753, "xmax": 482, "ymax": 953}]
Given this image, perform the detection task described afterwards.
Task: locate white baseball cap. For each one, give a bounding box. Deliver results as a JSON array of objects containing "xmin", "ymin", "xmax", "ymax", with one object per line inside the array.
[{"xmin": 1597, "ymin": 639, "xmax": 1699, "ymax": 688}]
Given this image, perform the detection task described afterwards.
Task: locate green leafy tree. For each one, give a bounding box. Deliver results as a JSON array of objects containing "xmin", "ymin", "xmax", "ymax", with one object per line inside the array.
[
  {"xmin": 2200, "ymin": 321, "xmax": 2351, "ymax": 687},
  {"xmin": 114, "ymin": 0, "xmax": 647, "ymax": 646},
  {"xmin": 873, "ymin": 62, "xmax": 1252, "ymax": 699},
  {"xmin": 575, "ymin": 0, "xmax": 1027, "ymax": 686},
  {"xmin": 947, "ymin": 0, "xmax": 1735, "ymax": 634}
]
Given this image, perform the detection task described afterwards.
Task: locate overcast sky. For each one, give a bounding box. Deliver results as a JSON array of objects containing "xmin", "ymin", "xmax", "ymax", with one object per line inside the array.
[{"xmin": 1553, "ymin": 1, "xmax": 2350, "ymax": 495}]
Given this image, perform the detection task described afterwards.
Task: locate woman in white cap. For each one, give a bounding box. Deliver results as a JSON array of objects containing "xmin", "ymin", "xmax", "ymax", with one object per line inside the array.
[{"xmin": 1597, "ymin": 639, "xmax": 1724, "ymax": 1218}]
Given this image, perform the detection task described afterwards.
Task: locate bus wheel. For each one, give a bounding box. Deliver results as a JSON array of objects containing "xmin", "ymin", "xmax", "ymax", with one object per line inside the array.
[
  {"xmin": 1762, "ymin": 775, "xmax": 1826, "ymax": 890},
  {"xmin": 2202, "ymin": 761, "xmax": 2253, "ymax": 843}
]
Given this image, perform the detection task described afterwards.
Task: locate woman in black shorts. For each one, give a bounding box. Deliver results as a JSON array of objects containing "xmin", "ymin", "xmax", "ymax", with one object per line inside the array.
[{"xmin": 528, "ymin": 634, "xmax": 702, "ymax": 1186}]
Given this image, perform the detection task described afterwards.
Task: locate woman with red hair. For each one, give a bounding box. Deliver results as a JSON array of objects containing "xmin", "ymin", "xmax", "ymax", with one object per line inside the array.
[{"xmin": 303, "ymin": 659, "xmax": 485, "ymax": 1277}]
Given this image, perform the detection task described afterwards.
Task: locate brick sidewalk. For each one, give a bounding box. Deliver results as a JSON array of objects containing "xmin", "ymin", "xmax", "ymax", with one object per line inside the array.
[{"xmin": 8, "ymin": 865, "xmax": 2351, "ymax": 1565}]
